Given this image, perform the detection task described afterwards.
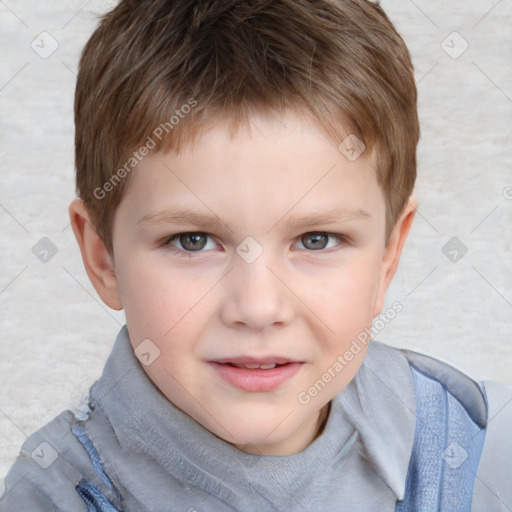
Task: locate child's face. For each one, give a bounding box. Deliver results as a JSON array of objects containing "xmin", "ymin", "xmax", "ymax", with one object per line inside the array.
[{"xmin": 83, "ymin": 110, "xmax": 415, "ymax": 456}]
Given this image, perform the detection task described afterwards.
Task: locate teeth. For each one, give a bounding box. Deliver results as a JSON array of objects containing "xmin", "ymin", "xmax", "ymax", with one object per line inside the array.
[{"xmin": 232, "ymin": 363, "xmax": 278, "ymax": 369}]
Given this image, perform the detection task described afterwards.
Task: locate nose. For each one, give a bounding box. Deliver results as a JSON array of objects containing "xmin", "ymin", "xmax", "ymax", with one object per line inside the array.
[{"xmin": 219, "ymin": 251, "xmax": 295, "ymax": 331}]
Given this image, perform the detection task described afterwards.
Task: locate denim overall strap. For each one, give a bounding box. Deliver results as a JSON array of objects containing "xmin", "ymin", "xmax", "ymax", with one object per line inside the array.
[
  {"xmin": 71, "ymin": 424, "xmax": 124, "ymax": 512},
  {"xmin": 76, "ymin": 481, "xmax": 123, "ymax": 512},
  {"xmin": 395, "ymin": 366, "xmax": 487, "ymax": 512}
]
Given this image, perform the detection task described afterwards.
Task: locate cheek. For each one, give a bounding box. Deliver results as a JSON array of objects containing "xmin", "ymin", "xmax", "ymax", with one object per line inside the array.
[
  {"xmin": 115, "ymin": 255, "xmax": 211, "ymax": 346},
  {"xmin": 301, "ymin": 257, "xmax": 381, "ymax": 337},
  {"xmin": 298, "ymin": 263, "xmax": 380, "ymax": 399}
]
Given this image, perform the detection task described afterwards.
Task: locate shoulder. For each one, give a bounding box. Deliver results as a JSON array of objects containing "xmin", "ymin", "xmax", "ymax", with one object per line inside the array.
[
  {"xmin": 0, "ymin": 406, "xmax": 116, "ymax": 511},
  {"xmin": 363, "ymin": 340, "xmax": 488, "ymax": 425},
  {"xmin": 1, "ymin": 409, "xmax": 86, "ymax": 510},
  {"xmin": 376, "ymin": 342, "xmax": 512, "ymax": 510},
  {"xmin": 392, "ymin": 343, "xmax": 512, "ymax": 436},
  {"xmin": 396, "ymin": 345, "xmax": 488, "ymax": 428}
]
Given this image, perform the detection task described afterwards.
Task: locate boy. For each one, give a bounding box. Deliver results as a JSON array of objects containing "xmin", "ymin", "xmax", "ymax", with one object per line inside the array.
[{"xmin": 1, "ymin": 0, "xmax": 511, "ymax": 510}]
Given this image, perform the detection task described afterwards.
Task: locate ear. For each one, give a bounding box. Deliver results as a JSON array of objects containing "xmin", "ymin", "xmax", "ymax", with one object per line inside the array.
[
  {"xmin": 68, "ymin": 198, "xmax": 123, "ymax": 310},
  {"xmin": 372, "ymin": 195, "xmax": 417, "ymax": 317}
]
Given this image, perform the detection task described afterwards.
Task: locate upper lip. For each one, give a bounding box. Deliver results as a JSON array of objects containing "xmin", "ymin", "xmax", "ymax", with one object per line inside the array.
[{"xmin": 210, "ymin": 356, "xmax": 302, "ymax": 365}]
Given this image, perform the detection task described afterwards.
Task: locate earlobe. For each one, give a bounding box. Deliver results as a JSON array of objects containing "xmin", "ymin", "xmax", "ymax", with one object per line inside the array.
[
  {"xmin": 372, "ymin": 196, "xmax": 417, "ymax": 317},
  {"xmin": 68, "ymin": 198, "xmax": 123, "ymax": 311}
]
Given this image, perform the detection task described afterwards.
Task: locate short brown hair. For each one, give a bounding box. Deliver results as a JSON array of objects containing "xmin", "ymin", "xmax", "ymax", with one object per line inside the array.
[{"xmin": 74, "ymin": 0, "xmax": 419, "ymax": 255}]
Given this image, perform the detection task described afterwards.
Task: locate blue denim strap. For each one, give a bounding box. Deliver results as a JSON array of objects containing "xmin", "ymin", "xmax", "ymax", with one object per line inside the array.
[
  {"xmin": 76, "ymin": 480, "xmax": 123, "ymax": 512},
  {"xmin": 71, "ymin": 424, "xmax": 124, "ymax": 511},
  {"xmin": 395, "ymin": 367, "xmax": 486, "ymax": 512},
  {"xmin": 72, "ymin": 425, "xmax": 118, "ymax": 492}
]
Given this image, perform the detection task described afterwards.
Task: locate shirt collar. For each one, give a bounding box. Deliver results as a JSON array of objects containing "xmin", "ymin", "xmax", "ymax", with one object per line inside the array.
[
  {"xmin": 91, "ymin": 326, "xmax": 416, "ymax": 502},
  {"xmin": 337, "ymin": 339, "xmax": 417, "ymax": 499}
]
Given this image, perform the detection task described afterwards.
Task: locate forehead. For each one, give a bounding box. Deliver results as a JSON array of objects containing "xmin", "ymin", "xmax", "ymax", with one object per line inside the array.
[{"xmin": 118, "ymin": 110, "xmax": 384, "ymax": 228}]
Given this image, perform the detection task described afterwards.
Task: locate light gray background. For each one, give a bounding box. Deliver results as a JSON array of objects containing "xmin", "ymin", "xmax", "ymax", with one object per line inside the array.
[{"xmin": 0, "ymin": 0, "xmax": 511, "ymax": 481}]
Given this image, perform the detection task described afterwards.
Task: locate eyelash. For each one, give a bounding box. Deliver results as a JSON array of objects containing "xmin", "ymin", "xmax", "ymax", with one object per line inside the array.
[{"xmin": 161, "ymin": 232, "xmax": 348, "ymax": 256}]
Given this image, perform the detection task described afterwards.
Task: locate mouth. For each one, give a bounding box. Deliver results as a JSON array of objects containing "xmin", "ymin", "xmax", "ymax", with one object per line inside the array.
[
  {"xmin": 207, "ymin": 358, "xmax": 304, "ymax": 392},
  {"xmin": 218, "ymin": 362, "xmax": 286, "ymax": 370}
]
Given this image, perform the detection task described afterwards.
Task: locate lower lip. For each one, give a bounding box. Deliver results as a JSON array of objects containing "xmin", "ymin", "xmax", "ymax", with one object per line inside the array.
[{"xmin": 208, "ymin": 362, "xmax": 303, "ymax": 392}]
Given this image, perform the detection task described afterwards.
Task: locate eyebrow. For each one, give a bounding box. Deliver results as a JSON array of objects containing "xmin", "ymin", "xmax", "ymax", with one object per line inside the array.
[
  {"xmin": 280, "ymin": 207, "xmax": 371, "ymax": 230},
  {"xmin": 137, "ymin": 209, "xmax": 228, "ymax": 229},
  {"xmin": 137, "ymin": 207, "xmax": 371, "ymax": 230}
]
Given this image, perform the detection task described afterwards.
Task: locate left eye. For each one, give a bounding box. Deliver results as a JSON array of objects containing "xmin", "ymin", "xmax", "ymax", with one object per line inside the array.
[
  {"xmin": 294, "ymin": 232, "xmax": 344, "ymax": 251},
  {"xmin": 165, "ymin": 232, "xmax": 218, "ymax": 252}
]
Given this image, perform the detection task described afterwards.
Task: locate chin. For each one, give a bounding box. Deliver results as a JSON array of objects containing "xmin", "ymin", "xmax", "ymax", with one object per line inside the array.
[
  {"xmin": 213, "ymin": 418, "xmax": 286, "ymax": 445},
  {"xmin": 203, "ymin": 407, "xmax": 317, "ymax": 456},
  {"xmin": 229, "ymin": 431, "xmax": 294, "ymax": 455}
]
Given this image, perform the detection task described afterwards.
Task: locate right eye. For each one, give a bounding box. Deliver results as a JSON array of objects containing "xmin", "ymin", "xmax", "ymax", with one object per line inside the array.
[{"xmin": 163, "ymin": 232, "xmax": 220, "ymax": 253}]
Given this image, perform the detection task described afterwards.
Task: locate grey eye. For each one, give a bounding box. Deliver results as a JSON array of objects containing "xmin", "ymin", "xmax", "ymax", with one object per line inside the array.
[
  {"xmin": 301, "ymin": 232, "xmax": 329, "ymax": 250},
  {"xmin": 177, "ymin": 233, "xmax": 208, "ymax": 251}
]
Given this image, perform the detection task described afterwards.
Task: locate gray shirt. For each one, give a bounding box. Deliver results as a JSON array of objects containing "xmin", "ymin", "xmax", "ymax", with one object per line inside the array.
[{"xmin": 1, "ymin": 325, "xmax": 511, "ymax": 511}]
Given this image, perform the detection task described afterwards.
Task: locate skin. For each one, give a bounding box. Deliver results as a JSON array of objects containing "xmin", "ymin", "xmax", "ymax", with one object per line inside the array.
[{"xmin": 69, "ymin": 109, "xmax": 416, "ymax": 456}]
